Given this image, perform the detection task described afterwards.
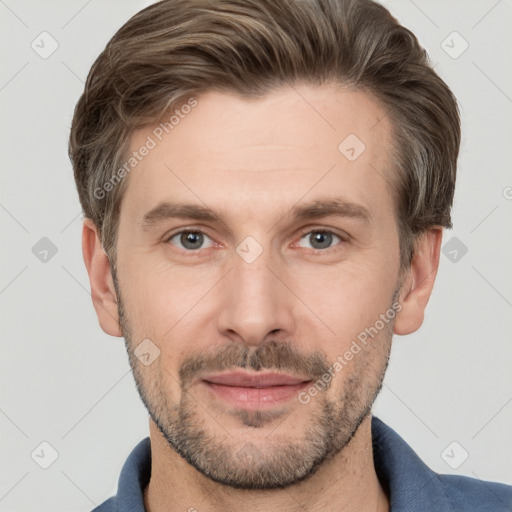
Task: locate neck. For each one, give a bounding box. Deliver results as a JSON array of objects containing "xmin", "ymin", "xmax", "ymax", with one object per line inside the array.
[{"xmin": 143, "ymin": 414, "xmax": 389, "ymax": 512}]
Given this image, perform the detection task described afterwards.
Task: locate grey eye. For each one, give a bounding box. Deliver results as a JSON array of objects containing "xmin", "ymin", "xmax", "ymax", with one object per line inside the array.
[
  {"xmin": 168, "ymin": 231, "xmax": 214, "ymax": 251},
  {"xmin": 297, "ymin": 231, "xmax": 341, "ymax": 250}
]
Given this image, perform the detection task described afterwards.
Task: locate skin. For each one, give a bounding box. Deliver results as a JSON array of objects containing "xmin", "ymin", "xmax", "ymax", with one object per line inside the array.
[{"xmin": 83, "ymin": 84, "xmax": 442, "ymax": 512}]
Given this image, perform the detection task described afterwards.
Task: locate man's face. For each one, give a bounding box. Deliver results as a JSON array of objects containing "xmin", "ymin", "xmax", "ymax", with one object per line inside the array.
[{"xmin": 114, "ymin": 84, "xmax": 403, "ymax": 489}]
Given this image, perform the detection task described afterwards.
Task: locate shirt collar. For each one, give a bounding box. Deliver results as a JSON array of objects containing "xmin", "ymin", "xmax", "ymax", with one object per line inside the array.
[
  {"xmin": 115, "ymin": 436, "xmax": 150, "ymax": 511},
  {"xmin": 372, "ymin": 416, "xmax": 450, "ymax": 511}
]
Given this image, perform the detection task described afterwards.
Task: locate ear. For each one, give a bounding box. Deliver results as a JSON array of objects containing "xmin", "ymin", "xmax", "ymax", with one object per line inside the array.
[
  {"xmin": 394, "ymin": 227, "xmax": 443, "ymax": 336},
  {"xmin": 82, "ymin": 218, "xmax": 122, "ymax": 337}
]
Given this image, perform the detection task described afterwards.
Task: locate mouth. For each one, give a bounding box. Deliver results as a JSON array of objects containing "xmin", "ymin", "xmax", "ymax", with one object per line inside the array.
[{"xmin": 201, "ymin": 370, "xmax": 312, "ymax": 410}]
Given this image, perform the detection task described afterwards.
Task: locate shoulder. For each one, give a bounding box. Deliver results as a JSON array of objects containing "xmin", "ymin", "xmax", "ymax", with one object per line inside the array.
[
  {"xmin": 436, "ymin": 473, "xmax": 512, "ymax": 512},
  {"xmin": 89, "ymin": 436, "xmax": 151, "ymax": 512},
  {"xmin": 371, "ymin": 416, "xmax": 512, "ymax": 511},
  {"xmin": 91, "ymin": 496, "xmax": 117, "ymax": 512}
]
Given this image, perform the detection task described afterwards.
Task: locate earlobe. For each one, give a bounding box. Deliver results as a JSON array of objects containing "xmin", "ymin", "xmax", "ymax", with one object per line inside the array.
[
  {"xmin": 82, "ymin": 219, "xmax": 123, "ymax": 337},
  {"xmin": 393, "ymin": 227, "xmax": 443, "ymax": 336}
]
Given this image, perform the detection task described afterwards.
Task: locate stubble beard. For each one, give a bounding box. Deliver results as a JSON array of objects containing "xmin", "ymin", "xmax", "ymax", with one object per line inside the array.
[{"xmin": 112, "ymin": 270, "xmax": 396, "ymax": 490}]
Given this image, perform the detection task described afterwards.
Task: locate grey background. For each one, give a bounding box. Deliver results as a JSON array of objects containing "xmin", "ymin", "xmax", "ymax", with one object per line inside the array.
[{"xmin": 1, "ymin": 0, "xmax": 511, "ymax": 510}]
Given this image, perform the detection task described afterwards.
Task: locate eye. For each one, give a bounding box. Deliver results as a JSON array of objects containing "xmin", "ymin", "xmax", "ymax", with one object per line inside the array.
[
  {"xmin": 167, "ymin": 230, "xmax": 215, "ymax": 251},
  {"xmin": 296, "ymin": 230, "xmax": 345, "ymax": 251}
]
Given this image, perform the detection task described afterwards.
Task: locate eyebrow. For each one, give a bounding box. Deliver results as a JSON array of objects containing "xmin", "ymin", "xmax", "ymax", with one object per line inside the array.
[{"xmin": 141, "ymin": 196, "xmax": 372, "ymax": 232}]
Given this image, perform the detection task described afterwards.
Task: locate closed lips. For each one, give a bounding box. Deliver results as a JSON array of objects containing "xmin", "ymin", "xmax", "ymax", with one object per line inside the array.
[{"xmin": 203, "ymin": 371, "xmax": 311, "ymax": 387}]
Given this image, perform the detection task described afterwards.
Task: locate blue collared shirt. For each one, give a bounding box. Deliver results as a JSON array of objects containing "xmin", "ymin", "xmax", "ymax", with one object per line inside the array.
[{"xmin": 92, "ymin": 416, "xmax": 512, "ymax": 511}]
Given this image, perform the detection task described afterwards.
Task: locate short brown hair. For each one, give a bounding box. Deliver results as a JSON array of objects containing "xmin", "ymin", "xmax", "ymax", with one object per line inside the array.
[{"xmin": 68, "ymin": 0, "xmax": 460, "ymax": 271}]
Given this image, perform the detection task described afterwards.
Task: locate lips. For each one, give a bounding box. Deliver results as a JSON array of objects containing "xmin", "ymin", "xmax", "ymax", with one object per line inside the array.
[
  {"xmin": 202, "ymin": 370, "xmax": 311, "ymax": 409},
  {"xmin": 204, "ymin": 371, "xmax": 309, "ymax": 388}
]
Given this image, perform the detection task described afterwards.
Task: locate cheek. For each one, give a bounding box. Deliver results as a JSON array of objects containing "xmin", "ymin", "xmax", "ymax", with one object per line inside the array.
[
  {"xmin": 119, "ymin": 255, "xmax": 215, "ymax": 330},
  {"xmin": 290, "ymin": 263, "xmax": 393, "ymax": 344}
]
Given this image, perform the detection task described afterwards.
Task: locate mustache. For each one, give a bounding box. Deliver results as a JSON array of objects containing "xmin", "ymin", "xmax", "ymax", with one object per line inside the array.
[{"xmin": 179, "ymin": 341, "xmax": 331, "ymax": 387}]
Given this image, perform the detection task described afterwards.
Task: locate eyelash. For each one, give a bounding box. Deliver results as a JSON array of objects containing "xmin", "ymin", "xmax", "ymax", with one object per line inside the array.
[{"xmin": 165, "ymin": 227, "xmax": 349, "ymax": 255}]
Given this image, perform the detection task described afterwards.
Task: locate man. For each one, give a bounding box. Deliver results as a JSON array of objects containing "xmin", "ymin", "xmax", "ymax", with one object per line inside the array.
[{"xmin": 68, "ymin": 0, "xmax": 511, "ymax": 510}]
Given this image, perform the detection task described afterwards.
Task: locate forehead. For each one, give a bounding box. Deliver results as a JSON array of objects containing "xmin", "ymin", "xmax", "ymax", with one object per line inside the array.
[{"xmin": 121, "ymin": 84, "xmax": 396, "ymax": 227}]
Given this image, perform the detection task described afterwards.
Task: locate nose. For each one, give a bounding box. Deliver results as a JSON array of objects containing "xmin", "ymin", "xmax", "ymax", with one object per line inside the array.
[{"xmin": 216, "ymin": 245, "xmax": 296, "ymax": 347}]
